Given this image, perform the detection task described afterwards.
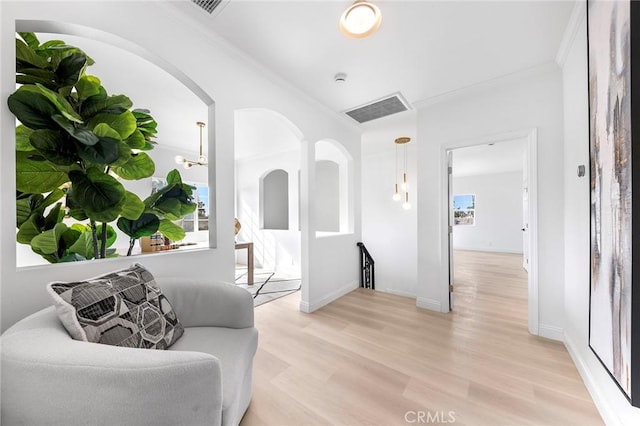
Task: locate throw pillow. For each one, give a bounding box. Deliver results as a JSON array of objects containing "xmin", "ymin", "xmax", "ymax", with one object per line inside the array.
[{"xmin": 47, "ymin": 263, "xmax": 184, "ymax": 349}]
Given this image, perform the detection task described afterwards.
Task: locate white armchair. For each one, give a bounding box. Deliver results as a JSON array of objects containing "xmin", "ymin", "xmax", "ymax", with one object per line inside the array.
[{"xmin": 1, "ymin": 278, "xmax": 258, "ymax": 426}]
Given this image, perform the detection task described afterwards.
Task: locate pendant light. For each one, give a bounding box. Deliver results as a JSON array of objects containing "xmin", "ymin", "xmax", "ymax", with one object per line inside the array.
[
  {"xmin": 393, "ymin": 137, "xmax": 411, "ymax": 210},
  {"xmin": 175, "ymin": 121, "xmax": 208, "ymax": 169}
]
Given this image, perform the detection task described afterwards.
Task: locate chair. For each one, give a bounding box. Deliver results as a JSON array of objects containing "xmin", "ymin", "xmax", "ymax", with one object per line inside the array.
[{"xmin": 1, "ymin": 277, "xmax": 258, "ymax": 426}]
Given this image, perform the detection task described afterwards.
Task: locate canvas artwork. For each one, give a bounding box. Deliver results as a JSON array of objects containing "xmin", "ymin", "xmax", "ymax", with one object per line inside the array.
[{"xmin": 588, "ymin": 0, "xmax": 633, "ymax": 399}]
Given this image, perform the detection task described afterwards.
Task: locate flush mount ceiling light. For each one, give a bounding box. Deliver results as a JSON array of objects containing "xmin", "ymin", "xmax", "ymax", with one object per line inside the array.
[
  {"xmin": 339, "ymin": 1, "xmax": 382, "ymax": 39},
  {"xmin": 175, "ymin": 121, "xmax": 208, "ymax": 169}
]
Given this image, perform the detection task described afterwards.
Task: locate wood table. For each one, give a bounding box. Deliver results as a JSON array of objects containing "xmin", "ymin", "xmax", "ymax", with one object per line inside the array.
[{"xmin": 235, "ymin": 242, "xmax": 254, "ymax": 285}]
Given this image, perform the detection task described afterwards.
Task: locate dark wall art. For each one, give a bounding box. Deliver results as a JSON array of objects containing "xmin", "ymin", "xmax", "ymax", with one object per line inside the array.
[{"xmin": 588, "ymin": 0, "xmax": 640, "ymax": 406}]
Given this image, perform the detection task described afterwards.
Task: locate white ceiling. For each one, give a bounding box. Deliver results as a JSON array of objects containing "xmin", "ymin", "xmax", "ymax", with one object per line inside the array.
[
  {"xmin": 451, "ymin": 138, "xmax": 526, "ymax": 178},
  {"xmin": 177, "ymin": 0, "xmax": 574, "ymax": 116}
]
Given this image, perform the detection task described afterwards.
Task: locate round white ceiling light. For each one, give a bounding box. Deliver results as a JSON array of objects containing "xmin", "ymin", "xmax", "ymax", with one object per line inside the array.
[
  {"xmin": 339, "ymin": 1, "xmax": 382, "ymax": 39},
  {"xmin": 334, "ymin": 72, "xmax": 347, "ymax": 83}
]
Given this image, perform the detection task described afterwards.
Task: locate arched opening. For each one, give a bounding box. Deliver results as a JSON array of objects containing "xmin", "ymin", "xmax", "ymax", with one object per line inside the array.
[
  {"xmin": 234, "ymin": 108, "xmax": 304, "ymax": 306},
  {"xmin": 260, "ymin": 169, "xmax": 289, "ymax": 230},
  {"xmin": 13, "ymin": 22, "xmax": 215, "ymax": 267}
]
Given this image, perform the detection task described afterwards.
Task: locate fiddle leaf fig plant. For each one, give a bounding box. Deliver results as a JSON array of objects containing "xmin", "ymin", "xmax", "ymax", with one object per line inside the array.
[{"xmin": 9, "ymin": 32, "xmax": 194, "ymax": 263}]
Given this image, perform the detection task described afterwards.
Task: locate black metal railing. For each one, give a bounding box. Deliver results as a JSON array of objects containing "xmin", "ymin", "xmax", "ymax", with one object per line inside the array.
[{"xmin": 357, "ymin": 242, "xmax": 375, "ymax": 290}]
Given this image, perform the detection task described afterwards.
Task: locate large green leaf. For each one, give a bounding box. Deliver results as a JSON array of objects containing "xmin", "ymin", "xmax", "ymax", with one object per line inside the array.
[
  {"xmin": 111, "ymin": 152, "xmax": 155, "ymax": 180},
  {"xmin": 60, "ymin": 253, "xmax": 87, "ymax": 262},
  {"xmin": 68, "ymin": 168, "xmax": 125, "ymax": 223},
  {"xmin": 18, "ymin": 32, "xmax": 40, "ymax": 50},
  {"xmin": 43, "ymin": 203, "xmax": 64, "ymax": 230},
  {"xmin": 15, "ymin": 38, "xmax": 50, "ymax": 69},
  {"xmin": 75, "ymin": 75, "xmax": 101, "ymax": 101},
  {"xmin": 52, "ymin": 115, "xmax": 99, "ymax": 146},
  {"xmin": 16, "ymin": 68, "xmax": 57, "ymax": 88},
  {"xmin": 125, "ymin": 129, "xmax": 146, "ymax": 149},
  {"xmin": 7, "ymin": 86, "xmax": 59, "ymax": 130},
  {"xmin": 31, "ymin": 222, "xmax": 67, "ymax": 257},
  {"xmin": 117, "ymin": 213, "xmax": 160, "ymax": 239},
  {"xmin": 81, "ymin": 94, "xmax": 132, "ymax": 119},
  {"xmin": 55, "ymin": 52, "xmax": 87, "ymax": 88},
  {"xmin": 16, "ymin": 194, "xmax": 42, "ymax": 227},
  {"xmin": 87, "ymin": 111, "xmax": 137, "ymax": 140},
  {"xmin": 158, "ymin": 218, "xmax": 186, "ymax": 241},
  {"xmin": 120, "ymin": 191, "xmax": 145, "ymax": 220},
  {"xmin": 93, "ymin": 123, "xmax": 121, "ymax": 140},
  {"xmin": 166, "ymin": 169, "xmax": 182, "ymax": 185},
  {"xmin": 65, "ymin": 191, "xmax": 88, "ymax": 221},
  {"xmin": 74, "ymin": 137, "xmax": 120, "ymax": 165},
  {"xmin": 17, "ymin": 214, "xmax": 43, "ymax": 244},
  {"xmin": 16, "ymin": 151, "xmax": 68, "ymax": 193},
  {"xmin": 16, "ymin": 125, "xmax": 35, "ymax": 151},
  {"xmin": 29, "ymin": 130, "xmax": 77, "ymax": 165},
  {"xmin": 34, "ymin": 83, "xmax": 82, "ymax": 123}
]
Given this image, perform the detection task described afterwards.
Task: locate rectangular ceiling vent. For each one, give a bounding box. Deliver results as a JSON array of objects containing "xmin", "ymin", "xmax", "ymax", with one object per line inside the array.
[
  {"xmin": 344, "ymin": 93, "xmax": 411, "ymax": 124},
  {"xmin": 192, "ymin": 0, "xmax": 224, "ymax": 14}
]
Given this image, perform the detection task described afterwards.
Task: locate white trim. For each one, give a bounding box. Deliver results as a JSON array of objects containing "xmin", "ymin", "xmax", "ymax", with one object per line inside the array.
[
  {"xmin": 556, "ymin": 1, "xmax": 587, "ymax": 67},
  {"xmin": 299, "ymin": 280, "xmax": 358, "ymax": 313},
  {"xmin": 538, "ymin": 324, "xmax": 563, "ymax": 341},
  {"xmin": 413, "ymin": 62, "xmax": 559, "ymax": 110},
  {"xmin": 416, "ymin": 297, "xmax": 442, "ymax": 312},
  {"xmin": 564, "ymin": 331, "xmax": 621, "ymax": 426},
  {"xmin": 441, "ymin": 129, "xmax": 539, "ymax": 335}
]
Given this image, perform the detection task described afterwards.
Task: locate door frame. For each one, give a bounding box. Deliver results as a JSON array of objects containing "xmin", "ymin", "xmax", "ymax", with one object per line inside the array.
[{"xmin": 440, "ymin": 128, "xmax": 539, "ymax": 335}]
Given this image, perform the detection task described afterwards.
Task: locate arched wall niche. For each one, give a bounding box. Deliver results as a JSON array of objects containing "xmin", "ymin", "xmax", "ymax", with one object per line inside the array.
[
  {"xmin": 314, "ymin": 139, "xmax": 354, "ymax": 235},
  {"xmin": 12, "ymin": 20, "xmax": 218, "ymax": 267},
  {"xmin": 260, "ymin": 169, "xmax": 289, "ymax": 230}
]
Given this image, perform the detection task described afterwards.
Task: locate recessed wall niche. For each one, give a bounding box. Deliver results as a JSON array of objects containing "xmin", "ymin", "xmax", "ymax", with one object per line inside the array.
[
  {"xmin": 13, "ymin": 28, "xmax": 213, "ymax": 267},
  {"xmin": 260, "ymin": 169, "xmax": 290, "ymax": 230}
]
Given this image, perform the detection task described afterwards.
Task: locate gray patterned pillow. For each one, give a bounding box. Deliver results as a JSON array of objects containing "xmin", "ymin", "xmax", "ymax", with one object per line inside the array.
[{"xmin": 47, "ymin": 263, "xmax": 184, "ymax": 349}]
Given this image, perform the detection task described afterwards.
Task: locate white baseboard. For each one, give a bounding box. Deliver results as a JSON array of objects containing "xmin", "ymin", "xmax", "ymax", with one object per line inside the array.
[
  {"xmin": 564, "ymin": 331, "xmax": 620, "ymax": 426},
  {"xmin": 299, "ymin": 280, "xmax": 358, "ymax": 313},
  {"xmin": 416, "ymin": 297, "xmax": 442, "ymax": 312},
  {"xmin": 538, "ymin": 323, "xmax": 563, "ymax": 341},
  {"xmin": 378, "ymin": 288, "xmax": 416, "ymax": 298}
]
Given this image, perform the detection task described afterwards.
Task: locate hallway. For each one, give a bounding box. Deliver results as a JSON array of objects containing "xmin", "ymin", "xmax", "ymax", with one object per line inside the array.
[{"xmin": 241, "ymin": 251, "xmax": 602, "ymax": 425}]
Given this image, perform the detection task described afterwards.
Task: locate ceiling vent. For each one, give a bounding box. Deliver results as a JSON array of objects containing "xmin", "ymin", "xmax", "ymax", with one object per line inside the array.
[
  {"xmin": 192, "ymin": 0, "xmax": 224, "ymax": 14},
  {"xmin": 344, "ymin": 93, "xmax": 411, "ymax": 124}
]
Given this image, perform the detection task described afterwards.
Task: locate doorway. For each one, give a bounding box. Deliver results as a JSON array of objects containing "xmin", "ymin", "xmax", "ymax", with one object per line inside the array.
[{"xmin": 444, "ymin": 130, "xmax": 539, "ymax": 335}]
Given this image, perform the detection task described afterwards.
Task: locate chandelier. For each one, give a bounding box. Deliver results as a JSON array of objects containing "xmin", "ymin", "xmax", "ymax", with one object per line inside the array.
[{"xmin": 175, "ymin": 121, "xmax": 207, "ymax": 169}]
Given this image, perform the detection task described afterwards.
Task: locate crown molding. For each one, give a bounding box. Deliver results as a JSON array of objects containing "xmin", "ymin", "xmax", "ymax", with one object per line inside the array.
[
  {"xmin": 555, "ymin": 0, "xmax": 587, "ymax": 67},
  {"xmin": 413, "ymin": 61, "xmax": 560, "ymax": 110}
]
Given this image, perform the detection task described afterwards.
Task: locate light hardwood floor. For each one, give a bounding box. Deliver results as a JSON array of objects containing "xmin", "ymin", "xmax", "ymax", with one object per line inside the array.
[{"xmin": 240, "ymin": 250, "xmax": 603, "ymax": 426}]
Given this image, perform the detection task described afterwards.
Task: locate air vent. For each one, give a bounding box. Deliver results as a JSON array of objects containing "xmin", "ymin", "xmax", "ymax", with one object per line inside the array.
[
  {"xmin": 192, "ymin": 0, "xmax": 223, "ymax": 14},
  {"xmin": 344, "ymin": 93, "xmax": 411, "ymax": 124}
]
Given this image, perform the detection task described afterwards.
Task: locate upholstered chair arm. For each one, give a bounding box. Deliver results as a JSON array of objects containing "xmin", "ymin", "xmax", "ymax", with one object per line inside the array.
[
  {"xmin": 156, "ymin": 277, "xmax": 254, "ymax": 329},
  {"xmin": 1, "ymin": 308, "xmax": 223, "ymax": 426}
]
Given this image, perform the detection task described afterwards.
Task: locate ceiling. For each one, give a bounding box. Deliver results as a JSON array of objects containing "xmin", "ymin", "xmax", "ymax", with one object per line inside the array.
[{"xmin": 176, "ymin": 0, "xmax": 574, "ymax": 117}]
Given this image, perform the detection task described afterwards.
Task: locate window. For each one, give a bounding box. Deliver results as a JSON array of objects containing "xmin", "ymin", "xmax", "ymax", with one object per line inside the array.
[
  {"xmin": 453, "ymin": 194, "xmax": 475, "ymax": 226},
  {"xmin": 152, "ymin": 178, "xmax": 209, "ymax": 233}
]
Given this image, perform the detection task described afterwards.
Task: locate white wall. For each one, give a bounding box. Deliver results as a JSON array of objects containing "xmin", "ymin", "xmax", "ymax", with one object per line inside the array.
[
  {"xmin": 236, "ymin": 149, "xmax": 301, "ymax": 270},
  {"xmin": 315, "ymin": 160, "xmax": 340, "ymax": 232},
  {"xmin": 361, "ymin": 113, "xmax": 418, "ymax": 298},
  {"xmin": 453, "ymin": 171, "xmax": 523, "ymax": 254},
  {"xmin": 416, "ymin": 65, "xmax": 565, "ymax": 336},
  {"xmin": 561, "ymin": 5, "xmax": 640, "ymax": 423},
  {"xmin": 0, "ymin": 1, "xmax": 361, "ymax": 330}
]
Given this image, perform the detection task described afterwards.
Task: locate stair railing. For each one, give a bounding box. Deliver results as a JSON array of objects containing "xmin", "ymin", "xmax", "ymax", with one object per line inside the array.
[{"xmin": 357, "ymin": 242, "xmax": 375, "ymax": 290}]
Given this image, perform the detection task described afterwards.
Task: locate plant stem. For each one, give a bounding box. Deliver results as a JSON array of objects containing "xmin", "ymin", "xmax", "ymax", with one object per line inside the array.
[
  {"xmin": 90, "ymin": 220, "xmax": 99, "ymax": 259},
  {"xmin": 127, "ymin": 239, "xmax": 135, "ymax": 256},
  {"xmin": 100, "ymin": 222, "xmax": 108, "ymax": 258}
]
